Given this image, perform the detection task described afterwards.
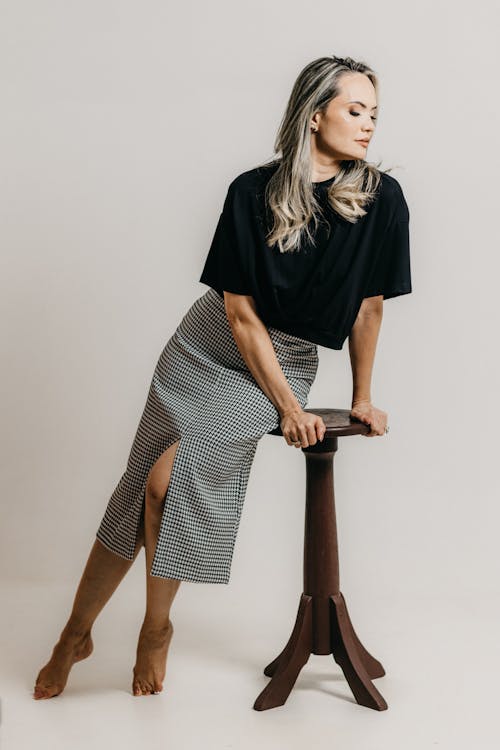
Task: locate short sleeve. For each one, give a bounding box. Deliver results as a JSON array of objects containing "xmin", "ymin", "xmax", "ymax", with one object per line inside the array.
[
  {"xmin": 364, "ymin": 185, "xmax": 412, "ymax": 300},
  {"xmin": 199, "ymin": 181, "xmax": 253, "ymax": 296}
]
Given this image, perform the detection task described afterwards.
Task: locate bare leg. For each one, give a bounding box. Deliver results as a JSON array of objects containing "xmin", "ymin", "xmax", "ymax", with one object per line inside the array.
[
  {"xmin": 33, "ymin": 525, "xmax": 145, "ymax": 699},
  {"xmin": 133, "ymin": 439, "xmax": 182, "ymax": 696}
]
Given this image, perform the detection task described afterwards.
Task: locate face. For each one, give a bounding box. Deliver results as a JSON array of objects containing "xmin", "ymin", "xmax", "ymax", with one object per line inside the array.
[{"xmin": 310, "ymin": 72, "xmax": 377, "ymax": 161}]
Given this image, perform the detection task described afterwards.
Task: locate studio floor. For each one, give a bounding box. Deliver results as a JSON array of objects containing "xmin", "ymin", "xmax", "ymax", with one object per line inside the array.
[{"xmin": 1, "ymin": 576, "xmax": 497, "ymax": 750}]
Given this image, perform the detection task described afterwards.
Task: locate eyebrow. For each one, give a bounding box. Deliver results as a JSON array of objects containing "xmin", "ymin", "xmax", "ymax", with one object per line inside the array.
[{"xmin": 348, "ymin": 100, "xmax": 378, "ymax": 111}]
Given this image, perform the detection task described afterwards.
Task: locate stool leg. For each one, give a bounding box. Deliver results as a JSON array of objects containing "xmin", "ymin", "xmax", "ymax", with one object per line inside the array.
[
  {"xmin": 330, "ymin": 594, "xmax": 387, "ymax": 710},
  {"xmin": 335, "ymin": 592, "xmax": 385, "ymax": 679},
  {"xmin": 305, "ymin": 441, "xmax": 388, "ymax": 710},
  {"xmin": 254, "ymin": 431, "xmax": 389, "ymax": 712},
  {"xmin": 262, "ymin": 594, "xmax": 313, "ymax": 678},
  {"xmin": 253, "ymin": 594, "xmax": 313, "ymax": 711}
]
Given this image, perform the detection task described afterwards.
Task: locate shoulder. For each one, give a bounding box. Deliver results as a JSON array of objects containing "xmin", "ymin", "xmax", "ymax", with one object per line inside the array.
[
  {"xmin": 376, "ymin": 171, "xmax": 410, "ymax": 223},
  {"xmin": 227, "ymin": 161, "xmax": 279, "ymax": 196}
]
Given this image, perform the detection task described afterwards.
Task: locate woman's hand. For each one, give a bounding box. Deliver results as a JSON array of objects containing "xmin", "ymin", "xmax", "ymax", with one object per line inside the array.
[
  {"xmin": 280, "ymin": 407, "xmax": 326, "ymax": 448},
  {"xmin": 350, "ymin": 399, "xmax": 388, "ymax": 437}
]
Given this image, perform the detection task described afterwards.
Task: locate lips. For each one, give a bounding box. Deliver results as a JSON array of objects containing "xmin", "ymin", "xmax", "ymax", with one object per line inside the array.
[{"xmin": 356, "ymin": 140, "xmax": 370, "ymax": 145}]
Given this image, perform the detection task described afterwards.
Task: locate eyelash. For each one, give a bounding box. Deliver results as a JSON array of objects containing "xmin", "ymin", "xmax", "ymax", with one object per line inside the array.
[{"xmin": 350, "ymin": 111, "xmax": 377, "ymax": 122}]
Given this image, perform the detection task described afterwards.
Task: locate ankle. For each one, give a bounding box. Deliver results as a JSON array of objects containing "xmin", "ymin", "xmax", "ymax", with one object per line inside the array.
[
  {"xmin": 62, "ymin": 619, "xmax": 92, "ymax": 640},
  {"xmin": 141, "ymin": 617, "xmax": 172, "ymax": 635}
]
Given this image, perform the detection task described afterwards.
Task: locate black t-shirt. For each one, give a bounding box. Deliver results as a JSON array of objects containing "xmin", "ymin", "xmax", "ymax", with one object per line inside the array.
[{"xmin": 199, "ymin": 162, "xmax": 412, "ymax": 350}]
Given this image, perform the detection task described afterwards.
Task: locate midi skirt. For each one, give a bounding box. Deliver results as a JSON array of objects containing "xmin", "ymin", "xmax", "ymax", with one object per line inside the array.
[{"xmin": 95, "ymin": 287, "xmax": 319, "ymax": 585}]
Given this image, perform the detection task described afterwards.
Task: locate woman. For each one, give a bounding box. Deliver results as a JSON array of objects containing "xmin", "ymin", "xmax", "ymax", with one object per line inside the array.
[{"xmin": 33, "ymin": 55, "xmax": 412, "ymax": 699}]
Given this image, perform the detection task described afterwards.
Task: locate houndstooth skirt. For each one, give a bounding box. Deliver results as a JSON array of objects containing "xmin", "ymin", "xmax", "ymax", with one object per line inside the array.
[{"xmin": 95, "ymin": 287, "xmax": 319, "ymax": 584}]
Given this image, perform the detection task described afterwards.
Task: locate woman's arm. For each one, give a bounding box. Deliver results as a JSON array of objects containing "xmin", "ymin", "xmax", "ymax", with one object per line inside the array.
[
  {"xmin": 223, "ymin": 291, "xmax": 325, "ymax": 448},
  {"xmin": 348, "ymin": 295, "xmax": 388, "ymax": 437}
]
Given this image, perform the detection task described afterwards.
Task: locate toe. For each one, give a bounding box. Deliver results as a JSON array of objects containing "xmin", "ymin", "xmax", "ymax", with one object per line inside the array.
[{"xmin": 34, "ymin": 684, "xmax": 52, "ymax": 699}]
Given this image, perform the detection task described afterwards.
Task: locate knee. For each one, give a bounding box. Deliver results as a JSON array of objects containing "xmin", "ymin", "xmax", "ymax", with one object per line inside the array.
[
  {"xmin": 144, "ymin": 439, "xmax": 181, "ymax": 509},
  {"xmin": 145, "ymin": 476, "xmax": 168, "ymax": 508}
]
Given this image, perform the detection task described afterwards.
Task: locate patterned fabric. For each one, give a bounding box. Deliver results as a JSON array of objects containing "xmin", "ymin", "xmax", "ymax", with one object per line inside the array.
[{"xmin": 95, "ymin": 288, "xmax": 319, "ymax": 584}]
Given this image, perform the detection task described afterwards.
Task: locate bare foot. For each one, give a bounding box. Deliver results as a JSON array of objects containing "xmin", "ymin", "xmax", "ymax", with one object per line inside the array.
[
  {"xmin": 33, "ymin": 626, "xmax": 94, "ymax": 699},
  {"xmin": 132, "ymin": 620, "xmax": 174, "ymax": 696}
]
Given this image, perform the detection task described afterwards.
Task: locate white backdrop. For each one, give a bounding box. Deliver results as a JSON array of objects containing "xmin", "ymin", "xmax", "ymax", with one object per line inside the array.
[{"xmin": 1, "ymin": 1, "xmax": 499, "ymax": 747}]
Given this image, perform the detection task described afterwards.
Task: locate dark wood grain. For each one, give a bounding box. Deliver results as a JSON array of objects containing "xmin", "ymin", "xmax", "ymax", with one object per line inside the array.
[{"xmin": 253, "ymin": 408, "xmax": 387, "ymax": 712}]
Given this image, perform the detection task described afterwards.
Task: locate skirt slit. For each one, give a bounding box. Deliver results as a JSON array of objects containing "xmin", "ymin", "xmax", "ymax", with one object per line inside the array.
[{"xmin": 95, "ymin": 288, "xmax": 319, "ymax": 585}]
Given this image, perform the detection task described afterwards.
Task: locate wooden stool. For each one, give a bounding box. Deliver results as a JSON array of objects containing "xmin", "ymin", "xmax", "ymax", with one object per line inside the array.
[{"xmin": 254, "ymin": 408, "xmax": 388, "ymax": 712}]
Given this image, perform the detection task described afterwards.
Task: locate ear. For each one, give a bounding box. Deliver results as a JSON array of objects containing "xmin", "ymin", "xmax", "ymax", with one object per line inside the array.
[{"xmin": 310, "ymin": 113, "xmax": 321, "ymax": 131}]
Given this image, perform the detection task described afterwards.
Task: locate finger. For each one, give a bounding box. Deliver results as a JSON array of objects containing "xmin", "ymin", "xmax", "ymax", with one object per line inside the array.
[
  {"xmin": 290, "ymin": 426, "xmax": 305, "ymax": 448},
  {"xmin": 306, "ymin": 424, "xmax": 317, "ymax": 446},
  {"xmin": 298, "ymin": 425, "xmax": 310, "ymax": 448},
  {"xmin": 364, "ymin": 422, "xmax": 375, "ymax": 436},
  {"xmin": 286, "ymin": 432, "xmax": 301, "ymax": 447},
  {"xmin": 313, "ymin": 420, "xmax": 326, "ymax": 440},
  {"xmin": 314, "ymin": 418, "xmax": 326, "ymax": 442}
]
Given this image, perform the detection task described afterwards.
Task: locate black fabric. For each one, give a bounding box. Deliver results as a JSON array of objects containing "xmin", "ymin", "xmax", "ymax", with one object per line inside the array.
[{"xmin": 199, "ymin": 162, "xmax": 412, "ymax": 350}]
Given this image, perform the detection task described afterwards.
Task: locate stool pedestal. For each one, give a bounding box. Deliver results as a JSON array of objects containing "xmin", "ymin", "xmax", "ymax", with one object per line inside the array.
[{"xmin": 254, "ymin": 408, "xmax": 388, "ymax": 712}]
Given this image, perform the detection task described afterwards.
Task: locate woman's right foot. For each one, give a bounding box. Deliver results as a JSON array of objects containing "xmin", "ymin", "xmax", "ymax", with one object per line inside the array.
[
  {"xmin": 33, "ymin": 626, "xmax": 94, "ymax": 699},
  {"xmin": 132, "ymin": 619, "xmax": 174, "ymax": 696}
]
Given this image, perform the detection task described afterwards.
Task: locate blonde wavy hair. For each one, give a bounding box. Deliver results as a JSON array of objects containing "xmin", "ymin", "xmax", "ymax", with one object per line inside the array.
[{"xmin": 258, "ymin": 55, "xmax": 392, "ymax": 253}]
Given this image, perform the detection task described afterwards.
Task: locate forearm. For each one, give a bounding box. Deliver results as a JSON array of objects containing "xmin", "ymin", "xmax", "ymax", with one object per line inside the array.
[
  {"xmin": 228, "ymin": 316, "xmax": 302, "ymax": 417},
  {"xmin": 348, "ymin": 310, "xmax": 383, "ymax": 405}
]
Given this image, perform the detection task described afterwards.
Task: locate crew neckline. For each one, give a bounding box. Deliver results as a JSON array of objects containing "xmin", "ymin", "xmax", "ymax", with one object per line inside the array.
[{"xmin": 312, "ymin": 174, "xmax": 337, "ymax": 187}]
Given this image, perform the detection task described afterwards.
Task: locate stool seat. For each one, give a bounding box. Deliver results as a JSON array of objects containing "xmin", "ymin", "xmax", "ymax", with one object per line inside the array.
[
  {"xmin": 253, "ymin": 407, "xmax": 388, "ymax": 712},
  {"xmin": 267, "ymin": 407, "xmax": 369, "ymax": 438}
]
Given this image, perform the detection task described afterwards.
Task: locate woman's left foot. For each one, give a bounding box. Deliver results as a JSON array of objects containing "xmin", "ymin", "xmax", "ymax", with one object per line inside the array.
[
  {"xmin": 33, "ymin": 626, "xmax": 94, "ymax": 699},
  {"xmin": 132, "ymin": 619, "xmax": 174, "ymax": 696}
]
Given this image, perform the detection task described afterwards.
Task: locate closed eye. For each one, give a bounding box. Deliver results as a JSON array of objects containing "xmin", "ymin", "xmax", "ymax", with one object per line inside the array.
[{"xmin": 350, "ymin": 111, "xmax": 377, "ymax": 122}]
